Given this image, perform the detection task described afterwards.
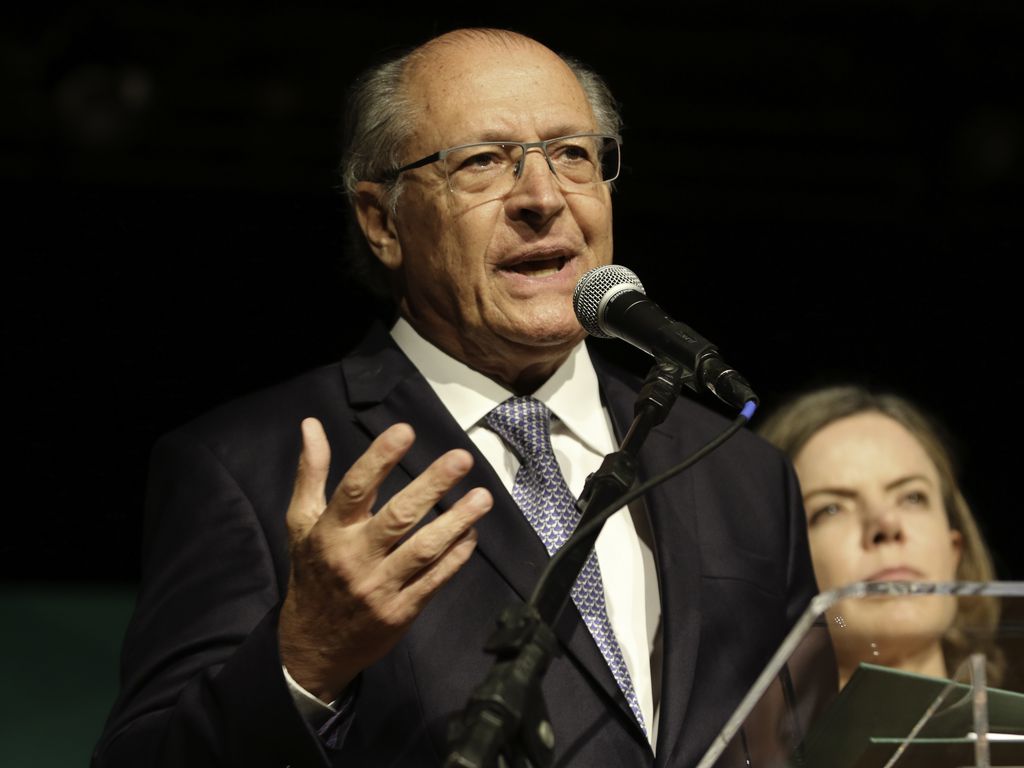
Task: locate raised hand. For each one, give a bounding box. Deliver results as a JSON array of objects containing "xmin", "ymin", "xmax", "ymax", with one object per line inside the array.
[{"xmin": 278, "ymin": 417, "xmax": 493, "ymax": 702}]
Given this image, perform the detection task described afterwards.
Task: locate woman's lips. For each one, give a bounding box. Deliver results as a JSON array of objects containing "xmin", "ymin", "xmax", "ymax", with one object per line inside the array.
[{"xmin": 865, "ymin": 566, "xmax": 927, "ymax": 582}]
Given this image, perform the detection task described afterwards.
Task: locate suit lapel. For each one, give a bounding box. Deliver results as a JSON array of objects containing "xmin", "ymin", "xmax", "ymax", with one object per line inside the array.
[
  {"xmin": 342, "ymin": 324, "xmax": 549, "ymax": 603},
  {"xmin": 341, "ymin": 327, "xmax": 636, "ymax": 725},
  {"xmin": 594, "ymin": 352, "xmax": 703, "ymax": 766}
]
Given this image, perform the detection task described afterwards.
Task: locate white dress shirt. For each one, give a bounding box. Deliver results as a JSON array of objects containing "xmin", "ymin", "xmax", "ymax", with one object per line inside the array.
[
  {"xmin": 288, "ymin": 318, "xmax": 662, "ymax": 747},
  {"xmin": 391, "ymin": 319, "xmax": 662, "ymax": 745}
]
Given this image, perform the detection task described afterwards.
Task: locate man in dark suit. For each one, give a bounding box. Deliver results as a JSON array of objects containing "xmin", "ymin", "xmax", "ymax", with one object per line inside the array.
[{"xmin": 94, "ymin": 27, "xmax": 828, "ymax": 767}]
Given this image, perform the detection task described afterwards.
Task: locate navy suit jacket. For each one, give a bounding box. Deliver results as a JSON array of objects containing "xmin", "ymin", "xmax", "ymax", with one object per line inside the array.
[{"xmin": 93, "ymin": 323, "xmax": 825, "ymax": 767}]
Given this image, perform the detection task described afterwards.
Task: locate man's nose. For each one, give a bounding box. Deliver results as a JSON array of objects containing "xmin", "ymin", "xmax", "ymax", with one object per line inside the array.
[{"xmin": 505, "ymin": 148, "xmax": 565, "ymax": 224}]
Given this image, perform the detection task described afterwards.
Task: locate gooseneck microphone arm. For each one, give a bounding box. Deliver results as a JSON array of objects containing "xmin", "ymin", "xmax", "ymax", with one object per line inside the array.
[
  {"xmin": 532, "ymin": 399, "xmax": 757, "ymax": 611},
  {"xmin": 531, "ymin": 358, "xmax": 687, "ymax": 625},
  {"xmin": 445, "ymin": 265, "xmax": 760, "ymax": 767},
  {"xmin": 444, "ymin": 359, "xmax": 689, "ymax": 768}
]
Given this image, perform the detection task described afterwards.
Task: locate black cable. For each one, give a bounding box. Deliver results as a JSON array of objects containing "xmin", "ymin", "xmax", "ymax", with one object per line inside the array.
[
  {"xmin": 445, "ymin": 399, "xmax": 757, "ymax": 767},
  {"xmin": 528, "ymin": 402, "xmax": 756, "ymax": 609}
]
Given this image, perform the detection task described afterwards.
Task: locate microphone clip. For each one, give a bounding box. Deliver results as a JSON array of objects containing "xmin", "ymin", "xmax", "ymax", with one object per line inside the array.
[
  {"xmin": 635, "ymin": 358, "xmax": 691, "ymax": 419},
  {"xmin": 445, "ymin": 604, "xmax": 559, "ymax": 768}
]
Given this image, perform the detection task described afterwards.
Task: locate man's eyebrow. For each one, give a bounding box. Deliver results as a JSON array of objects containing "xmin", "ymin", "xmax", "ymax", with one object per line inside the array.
[{"xmin": 463, "ymin": 126, "xmax": 597, "ymax": 144}]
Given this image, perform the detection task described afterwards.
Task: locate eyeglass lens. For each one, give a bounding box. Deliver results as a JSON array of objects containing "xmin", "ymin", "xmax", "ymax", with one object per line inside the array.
[{"xmin": 442, "ymin": 135, "xmax": 619, "ymax": 196}]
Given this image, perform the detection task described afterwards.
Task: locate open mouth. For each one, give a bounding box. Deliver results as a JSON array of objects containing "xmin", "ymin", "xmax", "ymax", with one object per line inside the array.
[{"xmin": 506, "ymin": 256, "xmax": 568, "ymax": 277}]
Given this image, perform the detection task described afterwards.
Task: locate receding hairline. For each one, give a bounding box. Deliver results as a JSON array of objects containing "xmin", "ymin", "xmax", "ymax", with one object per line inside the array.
[
  {"xmin": 403, "ymin": 28, "xmax": 582, "ymax": 94},
  {"xmin": 389, "ymin": 28, "xmax": 600, "ymax": 163},
  {"xmin": 411, "ymin": 27, "xmax": 559, "ymax": 64}
]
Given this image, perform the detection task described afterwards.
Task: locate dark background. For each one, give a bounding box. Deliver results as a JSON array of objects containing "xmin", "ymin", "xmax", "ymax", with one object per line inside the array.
[{"xmin": 5, "ymin": 2, "xmax": 1023, "ymax": 586}]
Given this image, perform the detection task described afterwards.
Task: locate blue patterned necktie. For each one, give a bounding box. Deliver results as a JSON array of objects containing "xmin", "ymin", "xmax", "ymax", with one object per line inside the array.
[{"xmin": 485, "ymin": 396, "xmax": 647, "ymax": 736}]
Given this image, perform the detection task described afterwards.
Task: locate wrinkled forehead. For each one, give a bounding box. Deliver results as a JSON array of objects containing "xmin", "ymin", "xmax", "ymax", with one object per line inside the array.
[{"xmin": 402, "ymin": 35, "xmax": 596, "ymax": 147}]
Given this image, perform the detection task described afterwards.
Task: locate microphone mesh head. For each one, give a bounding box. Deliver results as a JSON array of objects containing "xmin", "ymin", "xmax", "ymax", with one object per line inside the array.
[{"xmin": 572, "ymin": 265, "xmax": 646, "ymax": 337}]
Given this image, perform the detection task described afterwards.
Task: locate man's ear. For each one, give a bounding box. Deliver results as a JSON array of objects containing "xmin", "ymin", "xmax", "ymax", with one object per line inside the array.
[{"xmin": 354, "ymin": 181, "xmax": 402, "ymax": 270}]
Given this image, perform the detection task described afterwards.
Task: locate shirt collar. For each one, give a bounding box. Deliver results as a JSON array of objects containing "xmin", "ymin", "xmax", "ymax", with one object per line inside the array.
[{"xmin": 389, "ymin": 317, "xmax": 612, "ymax": 454}]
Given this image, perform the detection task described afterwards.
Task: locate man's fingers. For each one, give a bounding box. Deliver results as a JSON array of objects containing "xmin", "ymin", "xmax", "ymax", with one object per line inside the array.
[
  {"xmin": 383, "ymin": 486, "xmax": 492, "ymax": 585},
  {"xmin": 386, "ymin": 526, "xmax": 482, "ymax": 626},
  {"xmin": 286, "ymin": 417, "xmax": 332, "ymax": 537},
  {"xmin": 327, "ymin": 423, "xmax": 416, "ymax": 526},
  {"xmin": 346, "ymin": 485, "xmax": 490, "ymax": 635},
  {"xmin": 366, "ymin": 449, "xmax": 476, "ymax": 550},
  {"xmin": 409, "ymin": 527, "xmax": 480, "ymax": 591}
]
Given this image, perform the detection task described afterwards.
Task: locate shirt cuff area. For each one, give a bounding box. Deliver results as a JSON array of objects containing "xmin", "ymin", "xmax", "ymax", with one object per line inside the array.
[{"xmin": 281, "ymin": 665, "xmax": 338, "ymax": 729}]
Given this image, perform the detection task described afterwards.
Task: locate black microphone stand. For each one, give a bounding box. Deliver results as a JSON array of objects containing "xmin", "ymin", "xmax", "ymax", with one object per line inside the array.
[{"xmin": 444, "ymin": 359, "xmax": 689, "ymax": 768}]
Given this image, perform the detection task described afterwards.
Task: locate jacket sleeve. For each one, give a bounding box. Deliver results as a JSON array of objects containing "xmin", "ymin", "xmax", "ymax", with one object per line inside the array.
[
  {"xmin": 781, "ymin": 454, "xmax": 839, "ymax": 746},
  {"xmin": 91, "ymin": 428, "xmax": 334, "ymax": 768},
  {"xmin": 782, "ymin": 454, "xmax": 820, "ymax": 629}
]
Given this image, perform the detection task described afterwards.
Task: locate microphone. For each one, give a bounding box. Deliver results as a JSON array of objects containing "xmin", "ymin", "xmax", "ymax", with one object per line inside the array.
[{"xmin": 573, "ymin": 265, "xmax": 758, "ymax": 411}]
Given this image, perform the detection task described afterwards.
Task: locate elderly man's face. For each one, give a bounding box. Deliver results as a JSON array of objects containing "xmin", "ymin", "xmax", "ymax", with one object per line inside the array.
[{"xmin": 364, "ymin": 38, "xmax": 614, "ymax": 389}]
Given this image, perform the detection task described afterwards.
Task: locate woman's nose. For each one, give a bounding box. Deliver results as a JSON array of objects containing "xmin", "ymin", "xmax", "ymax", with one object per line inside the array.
[{"xmin": 863, "ymin": 504, "xmax": 905, "ymax": 548}]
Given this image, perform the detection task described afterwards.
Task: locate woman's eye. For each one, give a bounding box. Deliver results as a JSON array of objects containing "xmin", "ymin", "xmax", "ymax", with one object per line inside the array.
[
  {"xmin": 809, "ymin": 502, "xmax": 843, "ymax": 524},
  {"xmin": 900, "ymin": 490, "xmax": 929, "ymax": 507}
]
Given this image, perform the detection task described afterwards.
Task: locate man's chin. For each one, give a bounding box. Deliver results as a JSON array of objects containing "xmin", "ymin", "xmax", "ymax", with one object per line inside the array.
[{"xmin": 500, "ymin": 321, "xmax": 587, "ymax": 351}]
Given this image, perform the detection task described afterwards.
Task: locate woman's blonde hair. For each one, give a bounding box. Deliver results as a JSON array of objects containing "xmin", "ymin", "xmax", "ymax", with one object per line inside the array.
[{"xmin": 757, "ymin": 385, "xmax": 1003, "ymax": 683}]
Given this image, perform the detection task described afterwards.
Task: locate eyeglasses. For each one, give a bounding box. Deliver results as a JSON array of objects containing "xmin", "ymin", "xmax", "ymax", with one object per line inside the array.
[{"xmin": 386, "ymin": 133, "xmax": 621, "ymax": 199}]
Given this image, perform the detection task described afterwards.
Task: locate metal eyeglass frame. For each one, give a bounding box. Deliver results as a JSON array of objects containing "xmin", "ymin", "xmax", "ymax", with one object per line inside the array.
[{"xmin": 384, "ymin": 133, "xmax": 621, "ymax": 193}]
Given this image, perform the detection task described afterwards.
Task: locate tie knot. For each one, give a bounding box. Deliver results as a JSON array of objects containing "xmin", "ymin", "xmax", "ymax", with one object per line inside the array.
[{"xmin": 485, "ymin": 396, "xmax": 553, "ymax": 464}]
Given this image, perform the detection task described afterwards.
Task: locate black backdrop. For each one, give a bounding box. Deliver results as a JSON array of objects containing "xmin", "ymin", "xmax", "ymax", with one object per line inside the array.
[{"xmin": 5, "ymin": 2, "xmax": 1023, "ymax": 584}]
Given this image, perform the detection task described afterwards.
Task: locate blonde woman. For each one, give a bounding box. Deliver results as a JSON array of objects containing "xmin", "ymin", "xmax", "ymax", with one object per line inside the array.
[{"xmin": 757, "ymin": 386, "xmax": 1001, "ymax": 688}]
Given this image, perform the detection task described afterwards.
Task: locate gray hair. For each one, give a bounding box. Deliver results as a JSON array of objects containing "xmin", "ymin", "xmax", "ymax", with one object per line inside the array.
[{"xmin": 338, "ymin": 29, "xmax": 623, "ymax": 299}]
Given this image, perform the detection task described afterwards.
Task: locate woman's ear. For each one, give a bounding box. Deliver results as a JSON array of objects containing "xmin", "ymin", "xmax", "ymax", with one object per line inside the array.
[{"xmin": 354, "ymin": 181, "xmax": 402, "ymax": 270}]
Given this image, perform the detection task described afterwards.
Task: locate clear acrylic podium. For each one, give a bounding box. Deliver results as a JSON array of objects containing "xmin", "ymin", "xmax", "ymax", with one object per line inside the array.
[{"xmin": 696, "ymin": 581, "xmax": 1024, "ymax": 768}]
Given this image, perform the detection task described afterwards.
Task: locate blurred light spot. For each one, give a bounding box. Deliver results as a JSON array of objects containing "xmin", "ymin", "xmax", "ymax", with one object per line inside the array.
[{"xmin": 55, "ymin": 65, "xmax": 153, "ymax": 147}]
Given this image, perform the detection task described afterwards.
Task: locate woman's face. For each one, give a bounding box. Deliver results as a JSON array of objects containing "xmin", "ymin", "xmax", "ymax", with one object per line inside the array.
[{"xmin": 793, "ymin": 412, "xmax": 963, "ymax": 674}]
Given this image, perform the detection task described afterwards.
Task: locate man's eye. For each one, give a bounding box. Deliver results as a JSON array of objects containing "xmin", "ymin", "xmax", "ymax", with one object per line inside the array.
[
  {"xmin": 458, "ymin": 152, "xmax": 503, "ymax": 171},
  {"xmin": 471, "ymin": 152, "xmax": 500, "ymax": 167},
  {"xmin": 552, "ymin": 144, "xmax": 593, "ymax": 163}
]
